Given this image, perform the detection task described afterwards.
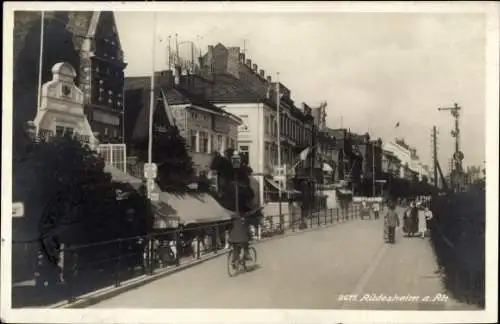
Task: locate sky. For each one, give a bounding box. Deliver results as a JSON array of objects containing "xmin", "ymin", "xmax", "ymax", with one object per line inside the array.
[{"xmin": 115, "ymin": 10, "xmax": 487, "ymax": 170}]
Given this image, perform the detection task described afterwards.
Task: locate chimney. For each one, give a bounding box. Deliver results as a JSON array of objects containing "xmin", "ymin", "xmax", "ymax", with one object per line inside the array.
[
  {"xmin": 227, "ymin": 46, "xmax": 241, "ymax": 79},
  {"xmin": 252, "ymin": 64, "xmax": 258, "ymax": 73},
  {"xmin": 155, "ymin": 70, "xmax": 174, "ymax": 88},
  {"xmin": 246, "ymin": 59, "xmax": 252, "ymax": 67},
  {"xmin": 239, "ymin": 52, "xmax": 245, "ymax": 63},
  {"xmin": 266, "ymin": 76, "xmax": 272, "ymax": 83},
  {"xmin": 174, "ymin": 65, "xmax": 182, "ymax": 85},
  {"xmin": 259, "ymin": 69, "xmax": 265, "ymax": 78}
]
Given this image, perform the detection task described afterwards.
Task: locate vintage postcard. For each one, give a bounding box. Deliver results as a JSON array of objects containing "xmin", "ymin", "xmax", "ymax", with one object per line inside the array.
[{"xmin": 1, "ymin": 1, "xmax": 498, "ymax": 323}]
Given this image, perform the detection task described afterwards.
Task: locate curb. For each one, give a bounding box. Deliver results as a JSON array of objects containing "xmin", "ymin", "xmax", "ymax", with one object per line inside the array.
[{"xmin": 53, "ymin": 216, "xmax": 359, "ymax": 309}]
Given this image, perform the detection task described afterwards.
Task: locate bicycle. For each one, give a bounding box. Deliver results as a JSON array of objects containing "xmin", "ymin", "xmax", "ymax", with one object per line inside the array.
[{"xmin": 227, "ymin": 243, "xmax": 257, "ymax": 277}]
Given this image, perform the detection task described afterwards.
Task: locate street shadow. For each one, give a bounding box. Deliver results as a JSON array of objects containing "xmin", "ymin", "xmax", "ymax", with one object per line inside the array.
[{"xmin": 244, "ymin": 264, "xmax": 262, "ymax": 273}]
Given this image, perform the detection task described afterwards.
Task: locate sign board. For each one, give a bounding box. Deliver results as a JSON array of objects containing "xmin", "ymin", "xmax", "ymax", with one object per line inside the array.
[
  {"xmin": 375, "ymin": 180, "xmax": 387, "ymax": 184},
  {"xmin": 144, "ymin": 163, "xmax": 158, "ymax": 179},
  {"xmin": 149, "ymin": 192, "xmax": 160, "ymax": 202},
  {"xmin": 12, "ymin": 202, "xmax": 25, "ymax": 218},
  {"xmin": 352, "ymin": 196, "xmax": 383, "ymax": 203},
  {"xmin": 146, "ymin": 179, "xmax": 157, "ymax": 192}
]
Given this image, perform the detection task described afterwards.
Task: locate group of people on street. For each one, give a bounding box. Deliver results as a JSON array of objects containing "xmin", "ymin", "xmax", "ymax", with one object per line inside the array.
[
  {"xmin": 382, "ymin": 198, "xmax": 434, "ymax": 244},
  {"xmin": 402, "ymin": 200, "xmax": 433, "ymax": 238},
  {"xmin": 360, "ymin": 200, "xmax": 381, "ymax": 220}
]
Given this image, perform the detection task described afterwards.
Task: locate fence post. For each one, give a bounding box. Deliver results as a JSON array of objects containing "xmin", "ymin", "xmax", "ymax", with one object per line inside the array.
[
  {"xmin": 330, "ymin": 208, "xmax": 333, "ymax": 224},
  {"xmin": 175, "ymin": 230, "xmax": 181, "ymax": 266},
  {"xmin": 148, "ymin": 234, "xmax": 154, "ymax": 276},
  {"xmin": 115, "ymin": 239, "xmax": 122, "ymax": 287},
  {"xmin": 317, "ymin": 210, "xmax": 320, "ymax": 227},
  {"xmin": 197, "ymin": 230, "xmax": 201, "ymax": 260},
  {"xmin": 67, "ymin": 249, "xmax": 76, "ymax": 304}
]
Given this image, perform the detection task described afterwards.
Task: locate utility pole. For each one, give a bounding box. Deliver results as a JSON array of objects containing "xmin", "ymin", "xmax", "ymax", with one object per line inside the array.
[
  {"xmin": 432, "ymin": 126, "xmax": 438, "ymax": 187},
  {"xmin": 148, "ymin": 13, "xmax": 157, "ymax": 166},
  {"xmin": 276, "ymin": 72, "xmax": 282, "ymax": 221},
  {"xmin": 438, "ymin": 103, "xmax": 463, "ymax": 191},
  {"xmin": 36, "ymin": 11, "xmax": 45, "ymax": 137},
  {"xmin": 167, "ymin": 36, "xmax": 172, "ymax": 70},
  {"xmin": 372, "ymin": 141, "xmax": 376, "ymax": 197}
]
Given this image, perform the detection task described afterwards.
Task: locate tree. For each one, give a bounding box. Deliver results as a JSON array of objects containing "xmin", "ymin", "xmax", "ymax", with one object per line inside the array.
[
  {"xmin": 13, "ymin": 129, "xmax": 152, "ymax": 251},
  {"xmin": 209, "ymin": 149, "xmax": 260, "ymax": 226},
  {"xmin": 134, "ymin": 127, "xmax": 195, "ymax": 193}
]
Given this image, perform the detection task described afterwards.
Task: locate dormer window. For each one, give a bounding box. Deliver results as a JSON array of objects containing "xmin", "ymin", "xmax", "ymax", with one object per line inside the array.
[{"xmin": 99, "ymin": 80, "xmax": 104, "ymax": 85}]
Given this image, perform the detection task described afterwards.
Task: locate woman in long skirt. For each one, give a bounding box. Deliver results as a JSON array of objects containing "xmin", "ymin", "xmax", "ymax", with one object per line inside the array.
[{"xmin": 417, "ymin": 203, "xmax": 428, "ymax": 238}]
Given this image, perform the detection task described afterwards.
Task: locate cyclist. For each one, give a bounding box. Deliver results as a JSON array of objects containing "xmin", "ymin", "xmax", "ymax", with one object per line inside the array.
[{"xmin": 229, "ymin": 212, "xmax": 252, "ymax": 266}]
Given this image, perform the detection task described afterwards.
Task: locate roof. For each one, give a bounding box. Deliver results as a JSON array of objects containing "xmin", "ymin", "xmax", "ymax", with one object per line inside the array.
[
  {"xmin": 104, "ymin": 164, "xmax": 142, "ymax": 189},
  {"xmin": 158, "ymin": 192, "xmax": 234, "ymax": 225},
  {"xmin": 124, "ymin": 76, "xmax": 242, "ymax": 142}
]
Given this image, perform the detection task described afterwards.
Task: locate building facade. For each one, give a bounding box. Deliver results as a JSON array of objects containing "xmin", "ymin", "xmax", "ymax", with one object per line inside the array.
[
  {"xmin": 124, "ymin": 70, "xmax": 241, "ymax": 176},
  {"xmin": 186, "ymin": 43, "xmax": 316, "ymax": 204},
  {"xmin": 13, "ymin": 11, "xmax": 127, "ymax": 144},
  {"xmin": 31, "ymin": 62, "xmax": 97, "ymax": 146}
]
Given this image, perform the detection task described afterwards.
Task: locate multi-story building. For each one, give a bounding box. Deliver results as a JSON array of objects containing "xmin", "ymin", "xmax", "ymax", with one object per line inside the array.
[
  {"xmin": 13, "ymin": 11, "xmax": 127, "ymax": 144},
  {"xmin": 124, "ymin": 69, "xmax": 241, "ymax": 176},
  {"xmin": 175, "ymin": 43, "xmax": 316, "ymax": 205}
]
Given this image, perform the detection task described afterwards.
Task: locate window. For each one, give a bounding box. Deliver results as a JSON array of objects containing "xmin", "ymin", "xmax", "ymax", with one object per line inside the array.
[
  {"xmin": 211, "ymin": 134, "xmax": 218, "ymax": 152},
  {"xmin": 264, "ymin": 115, "xmax": 270, "ymax": 135},
  {"xmin": 218, "ymin": 135, "xmax": 225, "ymax": 153},
  {"xmin": 238, "ymin": 115, "xmax": 249, "ymax": 132},
  {"xmin": 264, "ymin": 143, "xmax": 270, "ymax": 165},
  {"xmin": 199, "ymin": 131, "xmax": 209, "ymax": 153},
  {"xmin": 55, "ymin": 125, "xmax": 74, "ymax": 137},
  {"xmin": 239, "ymin": 145, "xmax": 249, "ymax": 165},
  {"xmin": 189, "ymin": 129, "xmax": 197, "ymax": 151}
]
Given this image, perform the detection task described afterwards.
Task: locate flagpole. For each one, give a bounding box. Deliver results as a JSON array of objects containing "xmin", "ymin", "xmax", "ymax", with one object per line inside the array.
[
  {"xmin": 276, "ymin": 72, "xmax": 282, "ymax": 220},
  {"xmin": 36, "ymin": 11, "xmax": 45, "ymax": 136},
  {"xmin": 148, "ymin": 12, "xmax": 157, "ymax": 167}
]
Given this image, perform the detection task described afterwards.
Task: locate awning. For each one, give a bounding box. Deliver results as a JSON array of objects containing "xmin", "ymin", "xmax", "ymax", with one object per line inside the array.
[
  {"xmin": 265, "ymin": 178, "xmax": 300, "ymax": 194},
  {"xmin": 322, "ymin": 163, "xmax": 334, "ymax": 172},
  {"xmin": 158, "ymin": 192, "xmax": 234, "ymax": 226},
  {"xmin": 337, "ymin": 188, "xmax": 353, "ymax": 196},
  {"xmin": 104, "ymin": 164, "xmax": 142, "ymax": 190}
]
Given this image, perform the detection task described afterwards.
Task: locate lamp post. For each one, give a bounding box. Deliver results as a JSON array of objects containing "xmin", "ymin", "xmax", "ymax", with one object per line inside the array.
[{"xmin": 231, "ymin": 151, "xmax": 242, "ymax": 216}]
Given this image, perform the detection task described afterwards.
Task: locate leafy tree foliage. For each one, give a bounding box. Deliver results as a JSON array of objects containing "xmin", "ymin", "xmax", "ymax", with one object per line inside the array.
[
  {"xmin": 209, "ymin": 148, "xmax": 261, "ymax": 225},
  {"xmin": 133, "ymin": 127, "xmax": 195, "ymax": 193},
  {"xmin": 12, "ymin": 128, "xmax": 152, "ymax": 248}
]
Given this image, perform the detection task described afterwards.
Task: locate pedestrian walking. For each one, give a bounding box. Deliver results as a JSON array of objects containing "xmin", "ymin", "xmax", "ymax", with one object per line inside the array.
[
  {"xmin": 416, "ymin": 202, "xmax": 427, "ymax": 238},
  {"xmin": 384, "ymin": 202, "xmax": 400, "ymax": 244},
  {"xmin": 372, "ymin": 201, "xmax": 380, "ymax": 219},
  {"xmin": 360, "ymin": 201, "xmax": 371, "ymax": 220}
]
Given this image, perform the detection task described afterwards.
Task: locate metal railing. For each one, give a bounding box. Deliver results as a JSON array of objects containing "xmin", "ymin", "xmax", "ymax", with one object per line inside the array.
[{"xmin": 12, "ymin": 205, "xmax": 359, "ymax": 307}]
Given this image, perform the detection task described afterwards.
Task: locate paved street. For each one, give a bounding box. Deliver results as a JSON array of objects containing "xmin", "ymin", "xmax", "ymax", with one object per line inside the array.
[{"xmin": 89, "ymin": 208, "xmax": 477, "ymax": 310}]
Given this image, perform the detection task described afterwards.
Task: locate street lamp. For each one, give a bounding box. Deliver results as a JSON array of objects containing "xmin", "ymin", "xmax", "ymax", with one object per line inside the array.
[{"xmin": 231, "ymin": 151, "xmax": 241, "ymax": 216}]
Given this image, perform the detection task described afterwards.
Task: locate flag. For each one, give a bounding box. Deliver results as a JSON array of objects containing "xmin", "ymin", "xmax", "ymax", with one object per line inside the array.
[
  {"xmin": 299, "ymin": 147, "xmax": 310, "ymax": 161},
  {"xmin": 395, "ymin": 122, "xmax": 400, "ymax": 128}
]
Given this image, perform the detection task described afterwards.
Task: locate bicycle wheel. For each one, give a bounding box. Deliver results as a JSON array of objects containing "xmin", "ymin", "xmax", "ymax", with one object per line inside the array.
[
  {"xmin": 244, "ymin": 247, "xmax": 257, "ymax": 270},
  {"xmin": 227, "ymin": 250, "xmax": 238, "ymax": 277}
]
